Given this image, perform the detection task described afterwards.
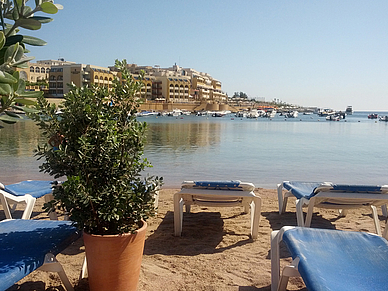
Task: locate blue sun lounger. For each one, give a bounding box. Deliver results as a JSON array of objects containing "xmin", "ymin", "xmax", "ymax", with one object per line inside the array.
[
  {"xmin": 174, "ymin": 180, "xmax": 261, "ymax": 240},
  {"xmin": 0, "ymin": 219, "xmax": 80, "ymax": 291},
  {"xmin": 0, "ymin": 180, "xmax": 58, "ymax": 220},
  {"xmin": 277, "ymin": 181, "xmax": 388, "ymax": 235},
  {"xmin": 271, "ymin": 226, "xmax": 388, "ymax": 291}
]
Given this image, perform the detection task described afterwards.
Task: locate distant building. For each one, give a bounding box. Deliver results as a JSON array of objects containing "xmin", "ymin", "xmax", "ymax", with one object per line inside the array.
[{"xmin": 18, "ymin": 59, "xmax": 227, "ymax": 103}]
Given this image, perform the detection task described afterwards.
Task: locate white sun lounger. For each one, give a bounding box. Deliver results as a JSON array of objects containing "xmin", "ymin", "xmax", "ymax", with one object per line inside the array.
[
  {"xmin": 174, "ymin": 180, "xmax": 261, "ymax": 240},
  {"xmin": 0, "ymin": 180, "xmax": 59, "ymax": 220},
  {"xmin": 277, "ymin": 181, "xmax": 388, "ymax": 235},
  {"xmin": 271, "ymin": 226, "xmax": 388, "ymax": 291}
]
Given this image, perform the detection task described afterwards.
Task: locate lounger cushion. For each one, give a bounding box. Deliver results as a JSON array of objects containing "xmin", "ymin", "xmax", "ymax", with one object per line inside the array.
[
  {"xmin": 283, "ymin": 181, "xmax": 386, "ymax": 200},
  {"xmin": 0, "ymin": 219, "xmax": 79, "ymax": 290},
  {"xmin": 283, "ymin": 227, "xmax": 388, "ymax": 291},
  {"xmin": 2, "ymin": 180, "xmax": 55, "ymax": 198},
  {"xmin": 282, "ymin": 181, "xmax": 322, "ymax": 199},
  {"xmin": 194, "ymin": 181, "xmax": 241, "ymax": 188}
]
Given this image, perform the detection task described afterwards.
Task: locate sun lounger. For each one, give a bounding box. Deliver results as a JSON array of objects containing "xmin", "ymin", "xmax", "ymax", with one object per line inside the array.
[
  {"xmin": 271, "ymin": 226, "xmax": 388, "ymax": 291},
  {"xmin": 277, "ymin": 181, "xmax": 388, "ymax": 235},
  {"xmin": 0, "ymin": 219, "xmax": 80, "ymax": 291},
  {"xmin": 174, "ymin": 180, "xmax": 261, "ymax": 239},
  {"xmin": 0, "ymin": 180, "xmax": 58, "ymax": 220}
]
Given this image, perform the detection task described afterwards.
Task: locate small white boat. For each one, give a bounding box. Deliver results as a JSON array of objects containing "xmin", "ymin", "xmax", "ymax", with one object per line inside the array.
[
  {"xmin": 379, "ymin": 116, "xmax": 388, "ymax": 122},
  {"xmin": 285, "ymin": 111, "xmax": 298, "ymax": 118},
  {"xmin": 136, "ymin": 110, "xmax": 158, "ymax": 117}
]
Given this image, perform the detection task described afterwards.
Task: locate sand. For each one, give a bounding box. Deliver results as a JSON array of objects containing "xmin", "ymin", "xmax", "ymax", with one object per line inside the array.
[{"xmin": 5, "ymin": 188, "xmax": 385, "ymax": 291}]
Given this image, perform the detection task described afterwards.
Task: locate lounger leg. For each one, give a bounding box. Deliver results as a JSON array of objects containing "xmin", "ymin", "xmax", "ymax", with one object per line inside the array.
[
  {"xmin": 304, "ymin": 197, "xmax": 315, "ymax": 227},
  {"xmin": 39, "ymin": 253, "xmax": 74, "ymax": 291},
  {"xmin": 250, "ymin": 196, "xmax": 262, "ymax": 240},
  {"xmin": 371, "ymin": 205, "xmax": 382, "ymax": 236},
  {"xmin": 382, "ymin": 204, "xmax": 388, "ymax": 218},
  {"xmin": 271, "ymin": 227, "xmax": 299, "ymax": 291},
  {"xmin": 295, "ymin": 199, "xmax": 305, "ymax": 227},
  {"xmin": 338, "ymin": 209, "xmax": 347, "ymax": 217},
  {"xmin": 21, "ymin": 195, "xmax": 36, "ymax": 220},
  {"xmin": 277, "ymin": 183, "xmax": 285, "ymax": 214},
  {"xmin": 0, "ymin": 192, "xmax": 13, "ymax": 219},
  {"xmin": 80, "ymin": 256, "xmax": 88, "ymax": 279},
  {"xmin": 271, "ymin": 230, "xmax": 281, "ymax": 291},
  {"xmin": 174, "ymin": 193, "xmax": 184, "ymax": 236}
]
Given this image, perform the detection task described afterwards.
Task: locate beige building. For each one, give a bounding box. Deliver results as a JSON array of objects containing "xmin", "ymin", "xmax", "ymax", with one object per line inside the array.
[
  {"xmin": 19, "ymin": 59, "xmax": 227, "ymax": 103},
  {"xmin": 47, "ymin": 63, "xmax": 116, "ymax": 97}
]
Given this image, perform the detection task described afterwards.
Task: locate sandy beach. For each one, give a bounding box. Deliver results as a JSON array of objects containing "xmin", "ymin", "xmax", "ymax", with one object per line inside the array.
[{"xmin": 5, "ymin": 188, "xmax": 386, "ymax": 291}]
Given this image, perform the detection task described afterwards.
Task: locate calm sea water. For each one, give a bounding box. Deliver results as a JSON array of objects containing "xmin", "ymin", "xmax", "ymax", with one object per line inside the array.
[{"xmin": 1, "ymin": 111, "xmax": 387, "ymax": 188}]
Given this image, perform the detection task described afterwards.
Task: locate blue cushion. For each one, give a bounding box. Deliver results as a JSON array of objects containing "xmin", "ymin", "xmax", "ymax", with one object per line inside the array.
[
  {"xmin": 282, "ymin": 181, "xmax": 322, "ymax": 199},
  {"xmin": 283, "ymin": 182, "xmax": 385, "ymax": 200},
  {"xmin": 0, "ymin": 219, "xmax": 79, "ymax": 290},
  {"xmin": 283, "ymin": 227, "xmax": 388, "ymax": 291},
  {"xmin": 4, "ymin": 180, "xmax": 55, "ymax": 198},
  {"xmin": 194, "ymin": 181, "xmax": 241, "ymax": 189}
]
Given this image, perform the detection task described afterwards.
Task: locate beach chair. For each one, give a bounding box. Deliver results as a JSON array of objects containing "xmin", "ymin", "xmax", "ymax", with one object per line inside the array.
[
  {"xmin": 271, "ymin": 226, "xmax": 388, "ymax": 291},
  {"xmin": 174, "ymin": 180, "xmax": 261, "ymax": 240},
  {"xmin": 0, "ymin": 219, "xmax": 80, "ymax": 291},
  {"xmin": 0, "ymin": 180, "xmax": 58, "ymax": 220},
  {"xmin": 277, "ymin": 181, "xmax": 388, "ymax": 235}
]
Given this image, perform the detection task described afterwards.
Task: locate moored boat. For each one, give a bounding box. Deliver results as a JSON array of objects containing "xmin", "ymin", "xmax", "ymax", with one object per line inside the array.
[
  {"xmin": 368, "ymin": 113, "xmax": 378, "ymax": 119},
  {"xmin": 379, "ymin": 115, "xmax": 388, "ymax": 122}
]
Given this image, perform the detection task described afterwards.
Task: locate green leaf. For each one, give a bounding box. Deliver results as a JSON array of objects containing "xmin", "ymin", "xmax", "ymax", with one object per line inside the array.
[
  {"xmin": 4, "ymin": 43, "xmax": 17, "ymax": 63},
  {"xmin": 16, "ymin": 18, "xmax": 42, "ymax": 30},
  {"xmin": 14, "ymin": 99, "xmax": 38, "ymax": 106},
  {"xmin": 0, "ymin": 71, "xmax": 17, "ymax": 84},
  {"xmin": 11, "ymin": 55, "xmax": 35, "ymax": 67},
  {"xmin": 40, "ymin": 2, "xmax": 59, "ymax": 14},
  {"xmin": 0, "ymin": 114, "xmax": 18, "ymax": 124},
  {"xmin": 29, "ymin": 16, "xmax": 53, "ymax": 24},
  {"xmin": 22, "ymin": 35, "xmax": 47, "ymax": 46},
  {"xmin": 0, "ymin": 32, "xmax": 5, "ymax": 51},
  {"xmin": 5, "ymin": 110, "xmax": 23, "ymax": 118},
  {"xmin": 14, "ymin": 43, "xmax": 24, "ymax": 62},
  {"xmin": 16, "ymin": 90, "xmax": 44, "ymax": 98},
  {"xmin": 22, "ymin": 6, "xmax": 33, "ymax": 17},
  {"xmin": 5, "ymin": 35, "xmax": 23, "ymax": 46},
  {"xmin": 0, "ymin": 83, "xmax": 12, "ymax": 95}
]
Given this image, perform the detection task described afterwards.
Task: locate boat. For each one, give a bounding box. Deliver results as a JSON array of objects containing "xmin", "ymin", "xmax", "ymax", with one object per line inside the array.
[
  {"xmin": 379, "ymin": 116, "xmax": 388, "ymax": 122},
  {"xmin": 326, "ymin": 115, "xmax": 340, "ymax": 121},
  {"xmin": 345, "ymin": 106, "xmax": 353, "ymax": 115},
  {"xmin": 368, "ymin": 113, "xmax": 378, "ymax": 119},
  {"xmin": 136, "ymin": 110, "xmax": 158, "ymax": 117},
  {"xmin": 263, "ymin": 109, "xmax": 277, "ymax": 118},
  {"xmin": 168, "ymin": 109, "xmax": 183, "ymax": 117},
  {"xmin": 285, "ymin": 111, "xmax": 298, "ymax": 118},
  {"xmin": 317, "ymin": 108, "xmax": 336, "ymax": 116}
]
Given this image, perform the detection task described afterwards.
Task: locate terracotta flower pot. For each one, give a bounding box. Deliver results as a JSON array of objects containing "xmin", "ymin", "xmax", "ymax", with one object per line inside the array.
[{"xmin": 83, "ymin": 221, "xmax": 147, "ymax": 291}]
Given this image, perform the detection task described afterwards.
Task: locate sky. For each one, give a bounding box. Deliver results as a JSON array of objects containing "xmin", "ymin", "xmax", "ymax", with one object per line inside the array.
[{"xmin": 25, "ymin": 0, "xmax": 388, "ymax": 111}]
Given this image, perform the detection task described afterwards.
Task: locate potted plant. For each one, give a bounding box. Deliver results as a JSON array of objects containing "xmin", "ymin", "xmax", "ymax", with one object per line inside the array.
[{"xmin": 30, "ymin": 59, "xmax": 163, "ymax": 291}]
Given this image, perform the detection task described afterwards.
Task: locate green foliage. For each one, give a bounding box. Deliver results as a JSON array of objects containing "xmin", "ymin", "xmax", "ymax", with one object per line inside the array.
[
  {"xmin": 0, "ymin": 0, "xmax": 62, "ymax": 126},
  {"xmin": 29, "ymin": 60, "xmax": 163, "ymax": 235}
]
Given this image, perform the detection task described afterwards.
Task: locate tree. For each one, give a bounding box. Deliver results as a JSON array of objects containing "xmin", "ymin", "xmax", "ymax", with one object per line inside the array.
[{"xmin": 0, "ymin": 0, "xmax": 62, "ymax": 128}]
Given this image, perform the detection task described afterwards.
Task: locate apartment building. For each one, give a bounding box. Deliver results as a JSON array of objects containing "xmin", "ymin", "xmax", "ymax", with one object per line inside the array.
[
  {"xmin": 19, "ymin": 60, "xmax": 226, "ymax": 102},
  {"xmin": 47, "ymin": 63, "xmax": 117, "ymax": 97}
]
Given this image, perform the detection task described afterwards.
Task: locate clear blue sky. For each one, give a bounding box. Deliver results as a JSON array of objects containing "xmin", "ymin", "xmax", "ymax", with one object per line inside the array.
[{"xmin": 27, "ymin": 0, "xmax": 388, "ymax": 111}]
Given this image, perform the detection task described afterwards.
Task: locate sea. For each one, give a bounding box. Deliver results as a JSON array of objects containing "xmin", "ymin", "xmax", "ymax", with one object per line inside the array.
[{"xmin": 1, "ymin": 111, "xmax": 387, "ymax": 189}]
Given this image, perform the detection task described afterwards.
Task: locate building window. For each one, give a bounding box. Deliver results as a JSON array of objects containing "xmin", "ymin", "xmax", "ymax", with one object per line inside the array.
[
  {"xmin": 41, "ymin": 68, "xmax": 45, "ymax": 73},
  {"xmin": 30, "ymin": 66, "xmax": 34, "ymax": 72},
  {"xmin": 35, "ymin": 67, "xmax": 40, "ymax": 73}
]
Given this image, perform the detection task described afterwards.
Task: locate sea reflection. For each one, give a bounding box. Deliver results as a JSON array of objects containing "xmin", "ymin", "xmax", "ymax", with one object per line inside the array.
[
  {"xmin": 0, "ymin": 119, "xmax": 49, "ymax": 184},
  {"xmin": 146, "ymin": 121, "xmax": 221, "ymax": 153}
]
